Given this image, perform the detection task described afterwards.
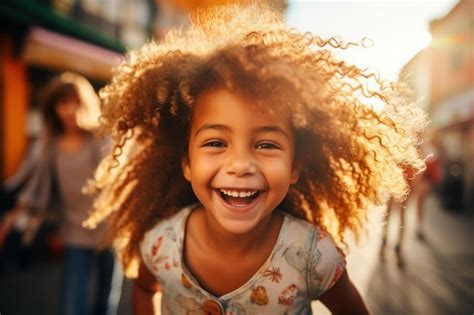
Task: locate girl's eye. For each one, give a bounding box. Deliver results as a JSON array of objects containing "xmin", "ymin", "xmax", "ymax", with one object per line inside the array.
[
  {"xmin": 203, "ymin": 140, "xmax": 225, "ymax": 148},
  {"xmin": 256, "ymin": 142, "xmax": 279, "ymax": 150}
]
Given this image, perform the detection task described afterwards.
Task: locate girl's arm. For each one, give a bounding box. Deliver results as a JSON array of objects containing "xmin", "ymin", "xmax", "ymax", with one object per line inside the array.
[
  {"xmin": 318, "ymin": 270, "xmax": 370, "ymax": 315},
  {"xmin": 133, "ymin": 259, "xmax": 161, "ymax": 315}
]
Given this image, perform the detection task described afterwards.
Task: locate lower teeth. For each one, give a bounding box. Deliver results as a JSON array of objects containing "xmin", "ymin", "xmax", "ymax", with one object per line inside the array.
[{"xmin": 220, "ymin": 192, "xmax": 259, "ymax": 207}]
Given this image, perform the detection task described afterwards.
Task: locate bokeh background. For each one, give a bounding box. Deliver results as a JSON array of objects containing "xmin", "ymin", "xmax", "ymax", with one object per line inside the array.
[{"xmin": 1, "ymin": 0, "xmax": 473, "ymax": 314}]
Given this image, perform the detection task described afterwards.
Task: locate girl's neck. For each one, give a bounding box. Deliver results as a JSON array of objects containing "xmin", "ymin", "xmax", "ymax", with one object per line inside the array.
[
  {"xmin": 184, "ymin": 207, "xmax": 284, "ymax": 297},
  {"xmin": 191, "ymin": 207, "xmax": 282, "ymax": 257}
]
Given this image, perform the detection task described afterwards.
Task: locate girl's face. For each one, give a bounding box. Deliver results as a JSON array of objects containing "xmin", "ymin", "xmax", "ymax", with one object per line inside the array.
[
  {"xmin": 55, "ymin": 96, "xmax": 81, "ymax": 133},
  {"xmin": 182, "ymin": 88, "xmax": 300, "ymax": 235}
]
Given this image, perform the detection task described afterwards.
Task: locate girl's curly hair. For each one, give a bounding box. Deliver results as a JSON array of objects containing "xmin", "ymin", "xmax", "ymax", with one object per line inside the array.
[{"xmin": 85, "ymin": 3, "xmax": 428, "ymax": 277}]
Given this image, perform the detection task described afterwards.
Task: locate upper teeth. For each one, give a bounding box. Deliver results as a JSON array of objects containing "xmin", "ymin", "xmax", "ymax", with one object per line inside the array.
[{"xmin": 220, "ymin": 189, "xmax": 258, "ymax": 198}]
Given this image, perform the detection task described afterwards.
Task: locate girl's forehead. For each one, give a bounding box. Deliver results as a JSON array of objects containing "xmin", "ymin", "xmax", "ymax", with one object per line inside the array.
[
  {"xmin": 191, "ymin": 88, "xmax": 293, "ymax": 131},
  {"xmin": 194, "ymin": 88, "xmax": 289, "ymax": 117}
]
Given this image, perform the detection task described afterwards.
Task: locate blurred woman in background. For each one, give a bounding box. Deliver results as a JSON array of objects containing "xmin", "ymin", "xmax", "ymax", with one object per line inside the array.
[{"xmin": 0, "ymin": 72, "xmax": 121, "ymax": 315}]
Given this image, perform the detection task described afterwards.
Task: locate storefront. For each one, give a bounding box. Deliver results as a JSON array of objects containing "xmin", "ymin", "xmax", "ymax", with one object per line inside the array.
[{"xmin": 0, "ymin": 0, "xmax": 148, "ymax": 179}]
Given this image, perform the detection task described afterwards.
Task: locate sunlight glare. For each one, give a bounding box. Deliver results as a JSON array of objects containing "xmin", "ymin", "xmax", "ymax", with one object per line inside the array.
[{"xmin": 286, "ymin": 1, "xmax": 458, "ymax": 81}]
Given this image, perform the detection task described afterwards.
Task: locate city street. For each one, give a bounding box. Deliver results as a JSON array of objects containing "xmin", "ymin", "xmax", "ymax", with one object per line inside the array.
[
  {"xmin": 1, "ymin": 1, "xmax": 472, "ymax": 315},
  {"xmin": 1, "ymin": 194, "xmax": 473, "ymax": 315}
]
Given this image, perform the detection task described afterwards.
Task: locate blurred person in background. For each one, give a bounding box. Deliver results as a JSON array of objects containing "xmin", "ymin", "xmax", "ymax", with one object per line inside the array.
[
  {"xmin": 0, "ymin": 133, "xmax": 44, "ymax": 268},
  {"xmin": 379, "ymin": 130, "xmax": 442, "ymax": 268},
  {"xmin": 379, "ymin": 167, "xmax": 417, "ymax": 268},
  {"xmin": 415, "ymin": 131, "xmax": 443, "ymax": 239},
  {"xmin": 0, "ymin": 72, "xmax": 122, "ymax": 315}
]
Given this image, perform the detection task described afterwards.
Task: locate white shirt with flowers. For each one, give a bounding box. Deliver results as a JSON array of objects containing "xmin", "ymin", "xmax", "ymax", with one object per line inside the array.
[{"xmin": 140, "ymin": 205, "xmax": 346, "ymax": 315}]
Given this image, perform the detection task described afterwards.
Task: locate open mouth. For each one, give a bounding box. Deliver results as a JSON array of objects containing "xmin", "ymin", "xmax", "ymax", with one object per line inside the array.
[{"xmin": 217, "ymin": 189, "xmax": 261, "ymax": 208}]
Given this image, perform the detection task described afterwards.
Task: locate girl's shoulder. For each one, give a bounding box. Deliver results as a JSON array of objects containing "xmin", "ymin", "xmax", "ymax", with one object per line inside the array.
[
  {"xmin": 140, "ymin": 205, "xmax": 195, "ymax": 252},
  {"xmin": 139, "ymin": 205, "xmax": 196, "ymax": 274},
  {"xmin": 280, "ymin": 211, "xmax": 329, "ymax": 243},
  {"xmin": 145, "ymin": 205, "xmax": 194, "ymax": 234},
  {"xmin": 279, "ymin": 212, "xmax": 346, "ymax": 299},
  {"xmin": 279, "ymin": 211, "xmax": 344, "ymax": 267}
]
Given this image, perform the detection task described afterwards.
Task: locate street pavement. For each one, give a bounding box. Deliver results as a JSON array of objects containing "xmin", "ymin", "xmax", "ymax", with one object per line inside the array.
[{"xmin": 1, "ymin": 194, "xmax": 473, "ymax": 314}]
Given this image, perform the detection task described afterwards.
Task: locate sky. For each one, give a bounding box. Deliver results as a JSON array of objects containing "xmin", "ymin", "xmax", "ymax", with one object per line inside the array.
[{"xmin": 286, "ymin": 0, "xmax": 459, "ymax": 80}]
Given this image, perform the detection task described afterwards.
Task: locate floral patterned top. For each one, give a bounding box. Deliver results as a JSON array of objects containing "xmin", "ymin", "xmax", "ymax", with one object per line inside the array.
[{"xmin": 140, "ymin": 205, "xmax": 346, "ymax": 315}]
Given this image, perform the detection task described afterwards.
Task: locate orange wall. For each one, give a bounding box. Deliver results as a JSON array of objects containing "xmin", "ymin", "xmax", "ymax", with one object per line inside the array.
[{"xmin": 1, "ymin": 34, "xmax": 28, "ymax": 179}]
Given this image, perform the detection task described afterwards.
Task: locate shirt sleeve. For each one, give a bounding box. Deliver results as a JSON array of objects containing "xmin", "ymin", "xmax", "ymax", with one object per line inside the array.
[
  {"xmin": 307, "ymin": 229, "xmax": 346, "ymax": 299},
  {"xmin": 139, "ymin": 212, "xmax": 183, "ymax": 280},
  {"xmin": 17, "ymin": 145, "xmax": 56, "ymax": 215},
  {"xmin": 139, "ymin": 225, "xmax": 166, "ymax": 276},
  {"xmin": 3, "ymin": 139, "xmax": 42, "ymax": 193},
  {"xmin": 139, "ymin": 228, "xmax": 154, "ymax": 273}
]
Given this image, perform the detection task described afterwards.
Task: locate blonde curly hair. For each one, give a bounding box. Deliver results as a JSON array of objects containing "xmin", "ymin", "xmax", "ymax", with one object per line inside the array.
[{"xmin": 85, "ymin": 3, "xmax": 428, "ymax": 277}]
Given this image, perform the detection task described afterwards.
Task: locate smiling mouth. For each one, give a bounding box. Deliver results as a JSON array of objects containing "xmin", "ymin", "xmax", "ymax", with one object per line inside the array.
[{"xmin": 217, "ymin": 189, "xmax": 261, "ymax": 208}]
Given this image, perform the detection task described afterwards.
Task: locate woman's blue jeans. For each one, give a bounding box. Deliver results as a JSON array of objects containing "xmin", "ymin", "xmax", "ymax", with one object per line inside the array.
[{"xmin": 59, "ymin": 247, "xmax": 122, "ymax": 315}]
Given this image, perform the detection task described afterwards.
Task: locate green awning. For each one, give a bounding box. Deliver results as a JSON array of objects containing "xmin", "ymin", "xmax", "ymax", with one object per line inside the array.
[{"xmin": 0, "ymin": 0, "xmax": 126, "ymax": 53}]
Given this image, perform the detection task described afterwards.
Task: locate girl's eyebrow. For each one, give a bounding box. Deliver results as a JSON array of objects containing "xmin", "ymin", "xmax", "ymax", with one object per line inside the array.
[
  {"xmin": 255, "ymin": 126, "xmax": 289, "ymax": 139},
  {"xmin": 194, "ymin": 124, "xmax": 289, "ymax": 139},
  {"xmin": 194, "ymin": 124, "xmax": 230, "ymax": 137}
]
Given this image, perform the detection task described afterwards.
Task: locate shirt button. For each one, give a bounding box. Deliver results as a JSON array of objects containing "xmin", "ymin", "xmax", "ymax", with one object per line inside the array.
[{"xmin": 202, "ymin": 299, "xmax": 222, "ymax": 315}]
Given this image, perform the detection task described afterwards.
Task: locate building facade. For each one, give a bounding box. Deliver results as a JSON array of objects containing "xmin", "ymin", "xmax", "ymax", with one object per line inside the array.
[
  {"xmin": 0, "ymin": 0, "xmax": 155, "ymax": 179},
  {"xmin": 400, "ymin": 0, "xmax": 473, "ymax": 211}
]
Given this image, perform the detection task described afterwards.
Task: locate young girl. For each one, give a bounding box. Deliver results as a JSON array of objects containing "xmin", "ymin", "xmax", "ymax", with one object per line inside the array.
[
  {"xmin": 1, "ymin": 72, "xmax": 121, "ymax": 315},
  {"xmin": 87, "ymin": 3, "xmax": 427, "ymax": 314}
]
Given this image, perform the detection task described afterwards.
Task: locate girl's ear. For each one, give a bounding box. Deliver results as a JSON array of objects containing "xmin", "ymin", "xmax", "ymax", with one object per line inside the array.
[
  {"xmin": 181, "ymin": 157, "xmax": 191, "ymax": 182},
  {"xmin": 290, "ymin": 163, "xmax": 301, "ymax": 184}
]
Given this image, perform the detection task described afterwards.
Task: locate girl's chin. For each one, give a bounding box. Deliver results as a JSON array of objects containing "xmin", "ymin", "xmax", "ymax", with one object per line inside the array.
[{"xmin": 215, "ymin": 216, "xmax": 262, "ymax": 235}]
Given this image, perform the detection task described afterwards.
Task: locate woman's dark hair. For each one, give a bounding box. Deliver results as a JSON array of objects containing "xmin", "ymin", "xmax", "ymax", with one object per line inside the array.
[
  {"xmin": 39, "ymin": 72, "xmax": 101, "ymax": 138},
  {"xmin": 41, "ymin": 81, "xmax": 80, "ymax": 137}
]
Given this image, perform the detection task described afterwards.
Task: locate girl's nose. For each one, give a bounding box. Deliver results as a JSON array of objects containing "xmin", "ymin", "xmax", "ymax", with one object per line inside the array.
[{"xmin": 225, "ymin": 151, "xmax": 257, "ymax": 177}]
